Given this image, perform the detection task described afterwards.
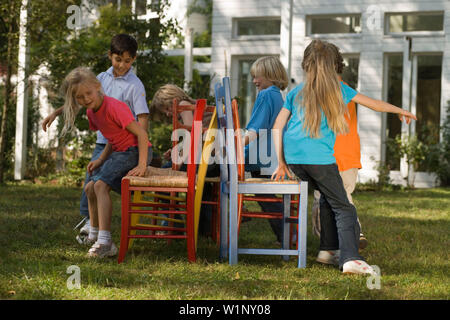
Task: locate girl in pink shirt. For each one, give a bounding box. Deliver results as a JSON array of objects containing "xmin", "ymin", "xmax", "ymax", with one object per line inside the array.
[{"xmin": 61, "ymin": 67, "xmax": 152, "ymax": 258}]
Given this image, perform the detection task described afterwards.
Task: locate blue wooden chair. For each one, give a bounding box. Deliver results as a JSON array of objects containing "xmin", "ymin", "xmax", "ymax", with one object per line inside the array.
[{"xmin": 214, "ymin": 77, "xmax": 308, "ymax": 268}]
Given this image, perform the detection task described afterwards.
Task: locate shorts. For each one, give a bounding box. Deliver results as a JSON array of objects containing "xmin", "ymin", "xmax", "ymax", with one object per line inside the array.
[{"xmin": 88, "ymin": 146, "xmax": 152, "ymax": 194}]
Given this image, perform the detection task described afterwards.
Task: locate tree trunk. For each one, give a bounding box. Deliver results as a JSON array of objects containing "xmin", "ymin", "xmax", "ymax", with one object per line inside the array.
[{"xmin": 0, "ymin": 15, "xmax": 14, "ymax": 184}]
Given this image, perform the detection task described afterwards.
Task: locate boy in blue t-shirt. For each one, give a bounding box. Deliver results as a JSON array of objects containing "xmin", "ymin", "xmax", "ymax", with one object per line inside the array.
[
  {"xmin": 42, "ymin": 34, "xmax": 150, "ymax": 242},
  {"xmin": 243, "ymin": 56, "xmax": 289, "ymax": 243}
]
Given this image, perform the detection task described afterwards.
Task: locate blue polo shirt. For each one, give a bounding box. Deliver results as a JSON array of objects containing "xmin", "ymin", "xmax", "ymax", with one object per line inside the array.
[
  {"xmin": 283, "ymin": 82, "xmax": 357, "ymax": 165},
  {"xmin": 245, "ymin": 85, "xmax": 284, "ymax": 171},
  {"xmin": 95, "ymin": 67, "xmax": 149, "ymax": 144}
]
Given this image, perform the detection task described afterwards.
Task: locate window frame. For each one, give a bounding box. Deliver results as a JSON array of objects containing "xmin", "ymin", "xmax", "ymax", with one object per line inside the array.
[
  {"xmin": 384, "ymin": 11, "xmax": 445, "ymax": 36},
  {"xmin": 232, "ymin": 17, "xmax": 282, "ymax": 40},
  {"xmin": 306, "ymin": 13, "xmax": 362, "ymax": 37}
]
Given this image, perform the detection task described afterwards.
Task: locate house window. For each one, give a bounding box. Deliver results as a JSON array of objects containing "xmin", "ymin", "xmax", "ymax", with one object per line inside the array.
[
  {"xmin": 237, "ymin": 59, "xmax": 258, "ymax": 125},
  {"xmin": 234, "ymin": 18, "xmax": 281, "ymax": 38},
  {"xmin": 308, "ymin": 15, "xmax": 361, "ymax": 35},
  {"xmin": 135, "ymin": 0, "xmax": 148, "ymax": 16},
  {"xmin": 341, "ymin": 55, "xmax": 359, "ymax": 90},
  {"xmin": 415, "ymin": 55, "xmax": 442, "ymax": 146},
  {"xmin": 386, "ymin": 12, "xmax": 444, "ymax": 33}
]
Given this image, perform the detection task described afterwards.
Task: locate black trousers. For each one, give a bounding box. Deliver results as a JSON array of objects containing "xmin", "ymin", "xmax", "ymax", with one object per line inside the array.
[{"xmin": 288, "ymin": 163, "xmax": 364, "ymax": 267}]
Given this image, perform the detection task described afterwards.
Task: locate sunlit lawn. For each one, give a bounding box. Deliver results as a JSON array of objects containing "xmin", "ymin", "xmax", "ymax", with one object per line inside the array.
[{"xmin": 0, "ymin": 183, "xmax": 448, "ymax": 300}]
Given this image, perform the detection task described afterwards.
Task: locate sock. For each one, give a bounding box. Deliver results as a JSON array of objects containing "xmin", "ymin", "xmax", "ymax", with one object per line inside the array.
[
  {"xmin": 88, "ymin": 227, "xmax": 99, "ymax": 241},
  {"xmin": 97, "ymin": 230, "xmax": 111, "ymax": 245}
]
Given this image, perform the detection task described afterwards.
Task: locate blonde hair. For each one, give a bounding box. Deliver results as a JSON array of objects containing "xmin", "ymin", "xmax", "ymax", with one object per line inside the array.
[
  {"xmin": 150, "ymin": 84, "xmax": 195, "ymax": 118},
  {"xmin": 298, "ymin": 40, "xmax": 348, "ymax": 138},
  {"xmin": 250, "ymin": 56, "xmax": 289, "ymax": 90},
  {"xmin": 60, "ymin": 67, "xmax": 102, "ymax": 136}
]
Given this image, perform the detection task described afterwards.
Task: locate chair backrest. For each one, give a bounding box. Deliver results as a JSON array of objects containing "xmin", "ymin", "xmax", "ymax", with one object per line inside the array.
[
  {"xmin": 171, "ymin": 98, "xmax": 215, "ymax": 170},
  {"xmin": 186, "ymin": 99, "xmax": 207, "ymax": 194},
  {"xmin": 231, "ymin": 100, "xmax": 246, "ymax": 182},
  {"xmin": 214, "ymin": 77, "xmax": 239, "ymax": 190}
]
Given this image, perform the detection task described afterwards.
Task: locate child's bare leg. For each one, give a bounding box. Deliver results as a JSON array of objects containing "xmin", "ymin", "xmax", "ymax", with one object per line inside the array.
[
  {"xmin": 84, "ymin": 181, "xmax": 98, "ymax": 228},
  {"xmin": 93, "ymin": 180, "xmax": 112, "ymax": 232},
  {"xmin": 87, "ymin": 180, "xmax": 117, "ymax": 257},
  {"xmin": 84, "ymin": 181, "xmax": 99, "ymax": 242}
]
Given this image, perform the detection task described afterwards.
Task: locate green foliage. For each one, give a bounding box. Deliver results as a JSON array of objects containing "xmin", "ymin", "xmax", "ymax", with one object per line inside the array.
[
  {"xmin": 387, "ymin": 134, "xmax": 427, "ymax": 171},
  {"xmin": 386, "ymin": 105, "xmax": 450, "ymax": 187},
  {"xmin": 149, "ymin": 121, "xmax": 173, "ymax": 166},
  {"xmin": 193, "ymin": 30, "xmax": 211, "ymax": 48},
  {"xmin": 26, "ymin": 148, "xmax": 56, "ymax": 181},
  {"xmin": 1, "ymin": 0, "xmax": 186, "ymax": 183},
  {"xmin": 187, "ymin": 0, "xmax": 212, "ymax": 48},
  {"xmin": 422, "ymin": 105, "xmax": 450, "ymax": 186},
  {"xmin": 386, "ymin": 134, "xmax": 427, "ymax": 187},
  {"xmin": 0, "ymin": 88, "xmax": 15, "ymax": 177}
]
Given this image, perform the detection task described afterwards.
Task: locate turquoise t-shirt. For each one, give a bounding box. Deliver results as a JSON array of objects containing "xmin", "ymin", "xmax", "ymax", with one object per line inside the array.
[{"xmin": 283, "ymin": 82, "xmax": 357, "ymax": 165}]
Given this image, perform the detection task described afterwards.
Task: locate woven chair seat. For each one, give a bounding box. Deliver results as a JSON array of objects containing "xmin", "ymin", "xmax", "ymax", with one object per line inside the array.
[
  {"xmin": 122, "ymin": 166, "xmax": 221, "ymax": 188},
  {"xmin": 123, "ymin": 166, "xmax": 188, "ymax": 188},
  {"xmin": 241, "ymin": 178, "xmax": 300, "ymax": 184},
  {"xmin": 124, "ymin": 175, "xmax": 189, "ymax": 188}
]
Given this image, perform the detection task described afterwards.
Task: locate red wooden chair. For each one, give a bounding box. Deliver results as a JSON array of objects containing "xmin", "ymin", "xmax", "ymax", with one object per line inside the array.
[
  {"xmin": 127, "ymin": 99, "xmax": 221, "ymax": 247},
  {"xmin": 170, "ymin": 99, "xmax": 221, "ymax": 244},
  {"xmin": 118, "ymin": 99, "xmax": 207, "ymax": 263}
]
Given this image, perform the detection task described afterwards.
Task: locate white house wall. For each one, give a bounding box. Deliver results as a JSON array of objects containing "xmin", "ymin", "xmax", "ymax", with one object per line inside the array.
[
  {"xmin": 211, "ymin": 0, "xmax": 450, "ymax": 186},
  {"xmin": 211, "ymin": 0, "xmax": 282, "ymax": 87}
]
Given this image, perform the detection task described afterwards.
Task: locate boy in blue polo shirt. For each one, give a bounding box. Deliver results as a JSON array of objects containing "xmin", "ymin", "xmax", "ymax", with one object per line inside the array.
[
  {"xmin": 42, "ymin": 34, "xmax": 150, "ymax": 242},
  {"xmin": 243, "ymin": 56, "xmax": 289, "ymax": 243}
]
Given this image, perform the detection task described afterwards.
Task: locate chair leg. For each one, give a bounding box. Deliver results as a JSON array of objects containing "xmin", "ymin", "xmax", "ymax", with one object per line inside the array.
[
  {"xmin": 118, "ymin": 179, "xmax": 131, "ymax": 264},
  {"xmin": 128, "ymin": 191, "xmax": 142, "ymax": 248},
  {"xmin": 298, "ymin": 182, "xmax": 308, "ymax": 268},
  {"xmin": 229, "ymin": 189, "xmax": 238, "ymax": 265},
  {"xmin": 219, "ymin": 184, "xmax": 228, "ymax": 261},
  {"xmin": 186, "ymin": 193, "xmax": 196, "ymax": 262},
  {"xmin": 214, "ymin": 184, "xmax": 221, "ymax": 245},
  {"xmin": 282, "ymin": 194, "xmax": 290, "ymax": 261}
]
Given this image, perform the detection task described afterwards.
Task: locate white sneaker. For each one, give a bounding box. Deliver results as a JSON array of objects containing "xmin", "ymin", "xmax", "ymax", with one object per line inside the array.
[
  {"xmin": 87, "ymin": 242, "xmax": 118, "ymax": 258},
  {"xmin": 316, "ymin": 250, "xmax": 340, "ymax": 266},
  {"xmin": 76, "ymin": 234, "xmax": 96, "ymax": 246},
  {"xmin": 80, "ymin": 220, "xmax": 90, "ymax": 236},
  {"xmin": 342, "ymin": 260, "xmax": 376, "ymax": 275}
]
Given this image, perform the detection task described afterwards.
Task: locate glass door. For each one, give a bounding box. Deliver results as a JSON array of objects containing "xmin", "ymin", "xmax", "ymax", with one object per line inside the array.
[{"xmin": 383, "ymin": 49, "xmax": 442, "ymax": 174}]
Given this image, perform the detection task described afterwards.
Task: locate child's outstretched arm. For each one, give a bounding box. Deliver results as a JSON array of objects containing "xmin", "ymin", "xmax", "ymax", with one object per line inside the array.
[
  {"xmin": 352, "ymin": 93, "xmax": 417, "ymax": 124},
  {"xmin": 125, "ymin": 121, "xmax": 149, "ymax": 177},
  {"xmin": 271, "ymin": 108, "xmax": 294, "ymax": 181},
  {"xmin": 42, "ymin": 107, "xmax": 63, "ymax": 132}
]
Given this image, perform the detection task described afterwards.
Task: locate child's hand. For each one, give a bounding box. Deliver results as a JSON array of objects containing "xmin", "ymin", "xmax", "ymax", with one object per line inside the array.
[
  {"xmin": 163, "ymin": 149, "xmax": 172, "ymax": 161},
  {"xmin": 127, "ymin": 165, "xmax": 147, "ymax": 177},
  {"xmin": 398, "ymin": 110, "xmax": 417, "ymax": 124},
  {"xmin": 42, "ymin": 113, "xmax": 57, "ymax": 132},
  {"xmin": 271, "ymin": 163, "xmax": 294, "ymax": 181},
  {"xmin": 87, "ymin": 159, "xmax": 103, "ymax": 176}
]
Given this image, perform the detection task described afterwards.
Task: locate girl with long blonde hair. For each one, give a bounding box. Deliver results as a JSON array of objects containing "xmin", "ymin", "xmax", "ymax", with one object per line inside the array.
[
  {"xmin": 60, "ymin": 67, "xmax": 152, "ymax": 258},
  {"xmin": 271, "ymin": 40, "xmax": 416, "ymax": 275}
]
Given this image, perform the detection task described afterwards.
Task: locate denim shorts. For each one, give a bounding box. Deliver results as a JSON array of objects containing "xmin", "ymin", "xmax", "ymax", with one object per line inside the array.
[{"xmin": 88, "ymin": 146, "xmax": 152, "ymax": 194}]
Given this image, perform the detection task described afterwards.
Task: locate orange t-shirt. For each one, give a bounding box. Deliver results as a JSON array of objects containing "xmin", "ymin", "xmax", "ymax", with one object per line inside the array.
[{"xmin": 334, "ymin": 99, "xmax": 362, "ymax": 172}]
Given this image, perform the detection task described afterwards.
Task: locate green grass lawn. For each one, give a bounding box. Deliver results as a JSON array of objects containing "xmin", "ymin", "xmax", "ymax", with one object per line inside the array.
[{"xmin": 0, "ymin": 183, "xmax": 449, "ymax": 300}]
